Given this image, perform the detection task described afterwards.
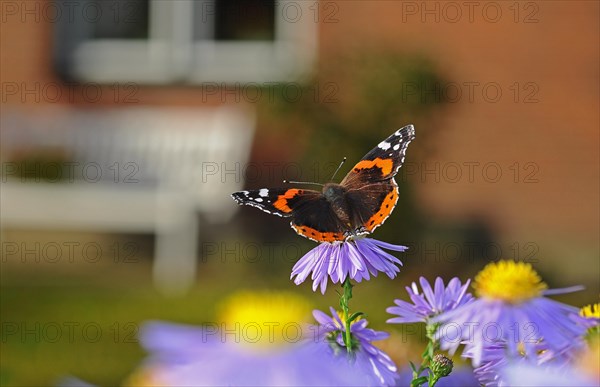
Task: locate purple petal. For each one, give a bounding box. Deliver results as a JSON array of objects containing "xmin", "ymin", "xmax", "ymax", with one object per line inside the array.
[{"xmin": 291, "ymin": 237, "xmax": 406, "ymax": 293}]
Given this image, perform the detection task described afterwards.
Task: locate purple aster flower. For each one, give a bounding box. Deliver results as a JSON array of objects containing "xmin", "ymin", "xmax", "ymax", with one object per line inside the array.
[
  {"xmin": 291, "ymin": 237, "xmax": 407, "ymax": 294},
  {"xmin": 386, "ymin": 277, "xmax": 473, "ymax": 324},
  {"xmin": 432, "ymin": 260, "xmax": 588, "ymax": 367},
  {"xmin": 136, "ymin": 320, "xmax": 396, "ymax": 386},
  {"xmin": 311, "ymin": 307, "xmax": 399, "ymax": 386}
]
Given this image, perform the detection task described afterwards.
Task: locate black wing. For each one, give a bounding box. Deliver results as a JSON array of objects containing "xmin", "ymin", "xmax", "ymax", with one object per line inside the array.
[
  {"xmin": 231, "ymin": 188, "xmax": 349, "ymax": 242},
  {"xmin": 231, "ymin": 188, "xmax": 320, "ymax": 217}
]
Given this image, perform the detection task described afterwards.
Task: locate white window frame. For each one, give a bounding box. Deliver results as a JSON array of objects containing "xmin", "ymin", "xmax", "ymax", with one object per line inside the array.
[{"xmin": 69, "ymin": 0, "xmax": 317, "ymax": 84}]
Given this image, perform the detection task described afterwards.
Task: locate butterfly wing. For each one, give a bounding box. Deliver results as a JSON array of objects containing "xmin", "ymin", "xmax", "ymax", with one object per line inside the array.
[
  {"xmin": 341, "ymin": 124, "xmax": 415, "ymax": 185},
  {"xmin": 232, "ymin": 188, "xmax": 317, "ymax": 217},
  {"xmin": 344, "ymin": 179, "xmax": 399, "ymax": 234},
  {"xmin": 341, "ymin": 124, "xmax": 415, "ymax": 234},
  {"xmin": 289, "ymin": 195, "xmax": 349, "ymax": 242},
  {"xmin": 231, "ymin": 188, "xmax": 349, "ymax": 242}
]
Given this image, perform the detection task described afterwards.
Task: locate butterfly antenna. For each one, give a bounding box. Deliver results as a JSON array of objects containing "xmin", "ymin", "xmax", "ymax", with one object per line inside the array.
[
  {"xmin": 330, "ymin": 157, "xmax": 347, "ymax": 182},
  {"xmin": 283, "ymin": 180, "xmax": 324, "ymax": 187}
]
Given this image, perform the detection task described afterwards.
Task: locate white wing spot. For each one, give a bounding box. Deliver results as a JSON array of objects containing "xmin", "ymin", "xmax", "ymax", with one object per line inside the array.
[
  {"xmin": 255, "ymin": 198, "xmax": 263, "ymax": 202},
  {"xmin": 393, "ymin": 144, "xmax": 400, "ymax": 151},
  {"xmin": 378, "ymin": 141, "xmax": 391, "ymax": 150},
  {"xmin": 259, "ymin": 189, "xmax": 269, "ymax": 197}
]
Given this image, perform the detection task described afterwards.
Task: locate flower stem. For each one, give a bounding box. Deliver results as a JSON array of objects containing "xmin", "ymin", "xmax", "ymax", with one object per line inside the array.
[
  {"xmin": 410, "ymin": 323, "xmax": 442, "ymax": 386},
  {"xmin": 340, "ymin": 278, "xmax": 354, "ymax": 353}
]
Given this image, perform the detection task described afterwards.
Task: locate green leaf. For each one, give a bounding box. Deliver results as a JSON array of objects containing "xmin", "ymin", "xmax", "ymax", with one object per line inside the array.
[
  {"xmin": 348, "ymin": 312, "xmax": 364, "ymax": 323},
  {"xmin": 410, "ymin": 376, "xmax": 428, "ymax": 387},
  {"xmin": 409, "ymin": 361, "xmax": 417, "ymax": 373}
]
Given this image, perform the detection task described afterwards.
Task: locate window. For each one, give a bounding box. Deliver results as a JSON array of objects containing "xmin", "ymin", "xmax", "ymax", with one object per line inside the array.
[{"xmin": 54, "ymin": 0, "xmax": 317, "ymax": 84}]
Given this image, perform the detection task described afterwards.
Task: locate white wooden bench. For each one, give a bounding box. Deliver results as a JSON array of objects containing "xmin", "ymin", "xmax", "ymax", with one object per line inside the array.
[{"xmin": 0, "ymin": 106, "xmax": 254, "ymax": 295}]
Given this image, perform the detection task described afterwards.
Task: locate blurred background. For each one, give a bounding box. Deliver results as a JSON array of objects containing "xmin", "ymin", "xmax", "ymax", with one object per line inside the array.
[{"xmin": 1, "ymin": 1, "xmax": 598, "ymax": 385}]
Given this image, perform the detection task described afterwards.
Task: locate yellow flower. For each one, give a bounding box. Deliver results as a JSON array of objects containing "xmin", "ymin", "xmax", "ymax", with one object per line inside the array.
[
  {"xmin": 473, "ymin": 260, "xmax": 547, "ymax": 304},
  {"xmin": 217, "ymin": 290, "xmax": 312, "ymax": 347},
  {"xmin": 580, "ymin": 303, "xmax": 600, "ymax": 319}
]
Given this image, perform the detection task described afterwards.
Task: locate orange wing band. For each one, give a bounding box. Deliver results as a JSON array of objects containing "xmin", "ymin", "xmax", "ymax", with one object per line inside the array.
[
  {"xmin": 273, "ymin": 189, "xmax": 303, "ymax": 213},
  {"xmin": 353, "ymin": 157, "xmax": 394, "ymax": 176},
  {"xmin": 364, "ymin": 188, "xmax": 398, "ymax": 232},
  {"xmin": 292, "ymin": 224, "xmax": 345, "ymax": 243}
]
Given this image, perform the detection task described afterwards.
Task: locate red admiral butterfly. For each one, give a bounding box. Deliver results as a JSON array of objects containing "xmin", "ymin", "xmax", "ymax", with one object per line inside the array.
[{"xmin": 232, "ymin": 125, "xmax": 415, "ymax": 243}]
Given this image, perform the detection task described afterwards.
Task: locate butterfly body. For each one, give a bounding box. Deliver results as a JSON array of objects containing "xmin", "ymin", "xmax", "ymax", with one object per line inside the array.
[
  {"xmin": 232, "ymin": 125, "xmax": 415, "ymax": 243},
  {"xmin": 322, "ymin": 183, "xmax": 352, "ymax": 226}
]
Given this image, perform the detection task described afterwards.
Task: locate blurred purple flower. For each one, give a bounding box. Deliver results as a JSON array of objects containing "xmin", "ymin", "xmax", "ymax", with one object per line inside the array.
[
  {"xmin": 137, "ymin": 320, "xmax": 397, "ymax": 386},
  {"xmin": 291, "ymin": 237, "xmax": 407, "ymax": 294},
  {"xmin": 470, "ymin": 344, "xmax": 521, "ymax": 387},
  {"xmin": 311, "ymin": 307, "xmax": 399, "ymax": 386},
  {"xmin": 469, "ymin": 343, "xmax": 597, "ymax": 387},
  {"xmin": 467, "ymin": 343, "xmax": 562, "ymax": 386},
  {"xmin": 386, "ymin": 277, "xmax": 473, "ymax": 324},
  {"xmin": 499, "ymin": 362, "xmax": 598, "ymax": 387}
]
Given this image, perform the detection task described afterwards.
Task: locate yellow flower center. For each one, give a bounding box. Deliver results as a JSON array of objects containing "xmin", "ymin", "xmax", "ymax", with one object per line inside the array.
[
  {"xmin": 517, "ymin": 341, "xmax": 526, "ymax": 356},
  {"xmin": 580, "ymin": 303, "xmax": 600, "ymax": 319},
  {"xmin": 473, "ymin": 260, "xmax": 547, "ymax": 304},
  {"xmin": 217, "ymin": 290, "xmax": 312, "ymax": 348}
]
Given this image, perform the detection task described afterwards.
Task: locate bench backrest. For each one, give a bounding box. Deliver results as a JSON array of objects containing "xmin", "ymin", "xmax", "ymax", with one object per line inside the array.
[{"xmin": 1, "ymin": 106, "xmax": 255, "ymax": 217}]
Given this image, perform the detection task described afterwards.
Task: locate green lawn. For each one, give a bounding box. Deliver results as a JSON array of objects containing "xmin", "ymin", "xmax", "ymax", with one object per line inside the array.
[{"xmin": 1, "ymin": 276, "xmax": 215, "ymax": 386}]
